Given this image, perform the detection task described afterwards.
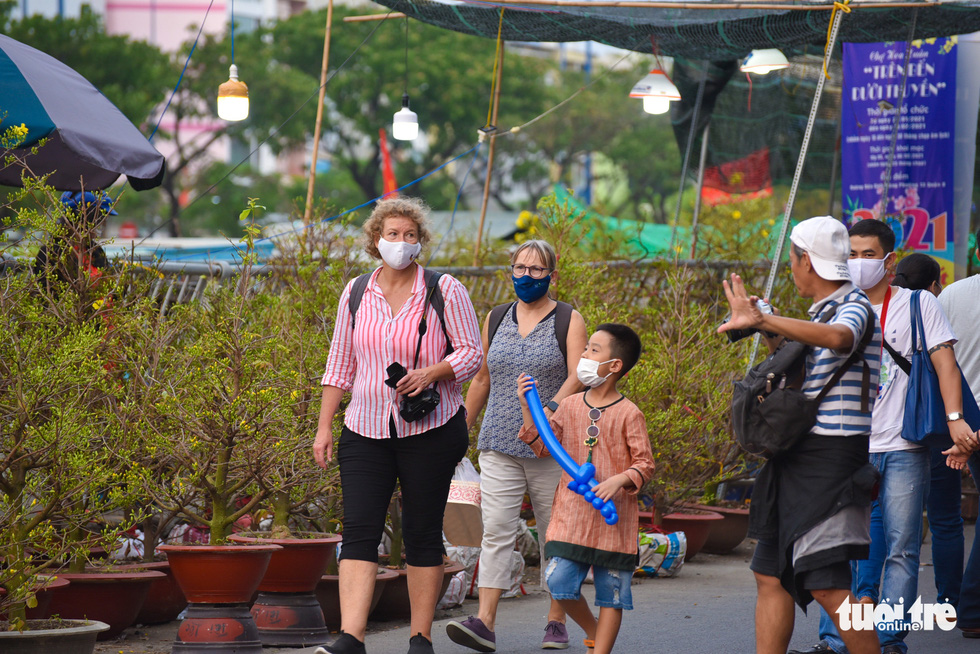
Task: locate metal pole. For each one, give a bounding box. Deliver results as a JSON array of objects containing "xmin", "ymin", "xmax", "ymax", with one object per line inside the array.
[
  {"xmin": 473, "ymin": 41, "xmax": 506, "ymax": 267},
  {"xmin": 582, "ymin": 41, "xmax": 593, "ymax": 205},
  {"xmin": 304, "ymin": 0, "xmax": 335, "ymax": 226},
  {"xmin": 827, "ymin": 117, "xmax": 841, "ymax": 216},
  {"xmin": 746, "ymin": 4, "xmax": 848, "ymax": 368},
  {"xmin": 688, "ymin": 122, "xmax": 710, "ymax": 260},
  {"xmin": 669, "ymin": 62, "xmax": 708, "ymax": 258}
]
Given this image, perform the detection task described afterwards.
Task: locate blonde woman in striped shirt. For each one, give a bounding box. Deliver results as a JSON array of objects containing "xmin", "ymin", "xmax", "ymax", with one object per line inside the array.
[{"xmin": 314, "ymin": 197, "xmax": 483, "ymax": 654}]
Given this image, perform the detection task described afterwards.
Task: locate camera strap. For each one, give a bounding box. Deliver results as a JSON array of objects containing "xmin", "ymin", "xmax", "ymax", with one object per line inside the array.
[{"xmin": 412, "ymin": 279, "xmax": 440, "ymax": 370}]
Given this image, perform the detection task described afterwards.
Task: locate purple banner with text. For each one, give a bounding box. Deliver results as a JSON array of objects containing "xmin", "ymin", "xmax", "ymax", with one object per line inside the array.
[{"xmin": 841, "ymin": 39, "xmax": 958, "ymax": 282}]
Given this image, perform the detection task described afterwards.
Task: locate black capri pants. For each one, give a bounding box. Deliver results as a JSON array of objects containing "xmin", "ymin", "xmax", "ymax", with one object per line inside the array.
[{"xmin": 337, "ymin": 407, "xmax": 468, "ymax": 567}]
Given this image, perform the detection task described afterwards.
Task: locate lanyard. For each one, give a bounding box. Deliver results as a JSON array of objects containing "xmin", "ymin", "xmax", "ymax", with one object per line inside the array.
[{"xmin": 879, "ymin": 286, "xmax": 892, "ymax": 355}]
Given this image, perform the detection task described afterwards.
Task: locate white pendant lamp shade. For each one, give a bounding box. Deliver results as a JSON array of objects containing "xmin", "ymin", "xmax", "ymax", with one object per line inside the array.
[
  {"xmin": 629, "ymin": 70, "xmax": 680, "ymax": 114},
  {"xmin": 740, "ymin": 49, "xmax": 790, "ymax": 75},
  {"xmin": 392, "ymin": 93, "xmax": 418, "ymax": 141},
  {"xmin": 217, "ymin": 64, "xmax": 249, "ymax": 121}
]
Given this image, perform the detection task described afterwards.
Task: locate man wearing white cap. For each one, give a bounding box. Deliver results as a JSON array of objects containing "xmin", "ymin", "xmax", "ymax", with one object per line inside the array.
[{"xmin": 719, "ymin": 216, "xmax": 882, "ymax": 654}]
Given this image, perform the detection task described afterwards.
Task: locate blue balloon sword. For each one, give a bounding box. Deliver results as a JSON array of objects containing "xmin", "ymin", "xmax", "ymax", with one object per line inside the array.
[{"xmin": 523, "ymin": 379, "xmax": 619, "ymax": 526}]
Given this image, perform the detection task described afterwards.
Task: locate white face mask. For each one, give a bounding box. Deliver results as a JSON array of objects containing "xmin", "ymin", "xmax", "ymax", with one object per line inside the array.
[
  {"xmin": 847, "ymin": 256, "xmax": 888, "ymax": 290},
  {"xmin": 576, "ymin": 358, "xmax": 617, "ymax": 388},
  {"xmin": 377, "ymin": 236, "xmax": 422, "ymax": 270}
]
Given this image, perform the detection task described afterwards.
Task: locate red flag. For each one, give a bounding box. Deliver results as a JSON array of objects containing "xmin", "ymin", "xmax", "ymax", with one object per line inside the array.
[
  {"xmin": 700, "ymin": 147, "xmax": 772, "ymax": 206},
  {"xmin": 702, "ymin": 147, "xmax": 771, "ymax": 193},
  {"xmin": 380, "ymin": 128, "xmax": 398, "ymax": 198}
]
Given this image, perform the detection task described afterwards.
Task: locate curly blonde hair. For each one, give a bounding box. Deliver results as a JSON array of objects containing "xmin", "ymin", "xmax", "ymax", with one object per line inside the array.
[{"xmin": 362, "ymin": 197, "xmax": 433, "ymax": 260}]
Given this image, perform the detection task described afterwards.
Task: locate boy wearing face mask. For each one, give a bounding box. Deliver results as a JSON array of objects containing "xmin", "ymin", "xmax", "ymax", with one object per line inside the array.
[
  {"xmin": 798, "ymin": 218, "xmax": 971, "ymax": 654},
  {"xmin": 515, "ymin": 324, "xmax": 655, "ymax": 654}
]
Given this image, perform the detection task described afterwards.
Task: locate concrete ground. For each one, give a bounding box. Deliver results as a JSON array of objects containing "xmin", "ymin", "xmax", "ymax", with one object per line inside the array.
[{"xmin": 96, "ymin": 527, "xmax": 977, "ymax": 654}]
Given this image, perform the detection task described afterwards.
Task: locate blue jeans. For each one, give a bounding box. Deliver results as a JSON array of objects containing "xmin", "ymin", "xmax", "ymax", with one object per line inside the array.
[
  {"xmin": 959, "ymin": 452, "xmax": 980, "ymax": 629},
  {"xmin": 818, "ymin": 449, "xmax": 930, "ymax": 654},
  {"xmin": 545, "ymin": 557, "xmax": 633, "ymax": 610},
  {"xmin": 927, "ymin": 446, "xmax": 963, "ymax": 606}
]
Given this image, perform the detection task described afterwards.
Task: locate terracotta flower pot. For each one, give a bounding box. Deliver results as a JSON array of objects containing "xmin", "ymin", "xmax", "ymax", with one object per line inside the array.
[
  {"xmin": 44, "ymin": 569, "xmax": 166, "ymax": 640},
  {"xmin": 226, "ymin": 532, "xmax": 342, "ymax": 647},
  {"xmin": 0, "ymin": 619, "xmax": 109, "ymax": 654},
  {"xmin": 660, "ymin": 510, "xmax": 724, "ymax": 562},
  {"xmin": 156, "ymin": 543, "xmax": 280, "ymax": 604},
  {"xmin": 116, "ymin": 560, "xmax": 187, "ymax": 625},
  {"xmin": 227, "ymin": 532, "xmax": 341, "ymax": 593},
  {"xmin": 685, "ymin": 503, "xmax": 750, "ymax": 555},
  {"xmin": 315, "ymin": 568, "xmax": 399, "ymax": 629},
  {"xmin": 156, "ymin": 543, "xmax": 281, "ymax": 654},
  {"xmin": 370, "ymin": 559, "xmax": 464, "ymax": 622},
  {"xmin": 0, "ymin": 574, "xmax": 71, "ymax": 620}
]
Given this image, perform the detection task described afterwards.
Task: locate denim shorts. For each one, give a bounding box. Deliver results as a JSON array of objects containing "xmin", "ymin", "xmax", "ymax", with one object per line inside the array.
[{"xmin": 545, "ymin": 557, "xmax": 634, "ymax": 610}]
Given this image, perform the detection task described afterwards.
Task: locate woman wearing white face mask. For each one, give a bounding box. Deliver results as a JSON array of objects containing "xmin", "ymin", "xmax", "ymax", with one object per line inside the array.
[
  {"xmin": 447, "ymin": 240, "xmax": 587, "ymax": 653},
  {"xmin": 314, "ymin": 197, "xmax": 483, "ymax": 654}
]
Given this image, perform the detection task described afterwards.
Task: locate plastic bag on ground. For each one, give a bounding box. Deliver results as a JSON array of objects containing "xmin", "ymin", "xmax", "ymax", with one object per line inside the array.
[{"xmin": 634, "ymin": 530, "xmax": 686, "ymax": 578}]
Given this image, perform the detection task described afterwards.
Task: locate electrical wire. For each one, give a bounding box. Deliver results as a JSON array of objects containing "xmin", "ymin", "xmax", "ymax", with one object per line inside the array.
[
  {"xmin": 426, "ymin": 142, "xmax": 483, "ymax": 265},
  {"xmin": 140, "ymin": 10, "xmax": 394, "ymax": 241},
  {"xmin": 166, "ymin": 144, "xmax": 481, "ymax": 261},
  {"xmin": 146, "ymin": 0, "xmax": 217, "ymax": 143}
]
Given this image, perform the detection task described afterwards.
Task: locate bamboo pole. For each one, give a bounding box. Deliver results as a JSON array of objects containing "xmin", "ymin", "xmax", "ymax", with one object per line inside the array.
[
  {"xmin": 344, "ymin": 12, "xmax": 405, "ymax": 22},
  {"xmin": 472, "ymin": 42, "xmax": 506, "ymax": 267},
  {"xmin": 304, "ymin": 0, "xmax": 335, "ymax": 226}
]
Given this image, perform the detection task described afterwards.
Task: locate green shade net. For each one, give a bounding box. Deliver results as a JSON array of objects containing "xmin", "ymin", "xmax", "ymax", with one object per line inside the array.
[
  {"xmin": 369, "ymin": 0, "xmax": 980, "ymax": 59},
  {"xmin": 672, "ymin": 50, "xmax": 844, "ymax": 189}
]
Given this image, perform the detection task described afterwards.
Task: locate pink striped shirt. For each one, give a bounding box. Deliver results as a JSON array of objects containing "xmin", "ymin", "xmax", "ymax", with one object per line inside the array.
[{"xmin": 321, "ymin": 265, "xmax": 483, "ymax": 438}]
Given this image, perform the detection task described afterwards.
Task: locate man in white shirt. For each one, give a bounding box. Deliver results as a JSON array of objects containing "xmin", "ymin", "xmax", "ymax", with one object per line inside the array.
[
  {"xmin": 794, "ymin": 219, "xmax": 977, "ymax": 654},
  {"xmin": 938, "ymin": 231, "xmax": 980, "ymax": 640}
]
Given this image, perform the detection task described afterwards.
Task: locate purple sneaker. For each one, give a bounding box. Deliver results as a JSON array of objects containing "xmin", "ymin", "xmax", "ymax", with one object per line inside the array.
[
  {"xmin": 541, "ymin": 621, "xmax": 569, "ymax": 649},
  {"xmin": 446, "ymin": 616, "xmax": 496, "ymax": 652}
]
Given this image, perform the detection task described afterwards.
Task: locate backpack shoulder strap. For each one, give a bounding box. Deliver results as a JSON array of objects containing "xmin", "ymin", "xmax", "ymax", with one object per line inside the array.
[
  {"xmin": 813, "ymin": 299, "xmax": 876, "ymax": 411},
  {"xmin": 487, "ymin": 302, "xmax": 515, "ymax": 349},
  {"xmin": 347, "ymin": 273, "xmax": 373, "ymax": 330},
  {"xmin": 423, "ymin": 269, "xmax": 453, "ymax": 356},
  {"xmin": 554, "ymin": 301, "xmax": 573, "ymax": 363}
]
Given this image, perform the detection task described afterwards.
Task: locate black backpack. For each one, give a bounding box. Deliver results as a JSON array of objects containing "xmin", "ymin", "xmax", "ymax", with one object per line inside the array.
[
  {"xmin": 348, "ymin": 269, "xmax": 454, "ymax": 356},
  {"xmin": 731, "ymin": 300, "xmax": 875, "ymax": 458},
  {"xmin": 487, "ymin": 300, "xmax": 573, "ymax": 363}
]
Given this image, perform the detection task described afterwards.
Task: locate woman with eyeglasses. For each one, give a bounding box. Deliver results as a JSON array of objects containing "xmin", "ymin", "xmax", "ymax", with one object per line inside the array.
[{"xmin": 446, "ymin": 240, "xmax": 587, "ymax": 653}]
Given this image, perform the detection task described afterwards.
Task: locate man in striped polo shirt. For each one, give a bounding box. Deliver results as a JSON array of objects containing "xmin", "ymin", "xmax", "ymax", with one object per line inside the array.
[
  {"xmin": 798, "ymin": 220, "xmax": 973, "ymax": 654},
  {"xmin": 720, "ymin": 215, "xmax": 882, "ymax": 654}
]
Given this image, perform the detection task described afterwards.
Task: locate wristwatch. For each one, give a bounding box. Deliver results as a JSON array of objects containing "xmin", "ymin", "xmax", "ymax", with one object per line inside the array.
[
  {"xmin": 546, "ymin": 400, "xmax": 560, "ymax": 412},
  {"xmin": 947, "ymin": 412, "xmax": 965, "ymax": 422}
]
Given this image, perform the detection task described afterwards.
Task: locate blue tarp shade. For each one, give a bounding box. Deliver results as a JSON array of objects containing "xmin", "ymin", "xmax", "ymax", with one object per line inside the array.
[{"xmin": 0, "ymin": 34, "xmax": 165, "ymax": 191}]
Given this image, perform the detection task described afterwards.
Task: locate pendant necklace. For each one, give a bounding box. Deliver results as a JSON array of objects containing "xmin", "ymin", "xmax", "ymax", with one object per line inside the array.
[{"xmin": 582, "ymin": 393, "xmax": 625, "ymax": 463}]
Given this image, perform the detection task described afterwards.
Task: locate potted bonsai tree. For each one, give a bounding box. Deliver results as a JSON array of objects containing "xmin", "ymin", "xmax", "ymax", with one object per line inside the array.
[
  {"xmin": 130, "ymin": 201, "xmax": 284, "ymax": 653},
  {"xmin": 227, "ymin": 248, "xmax": 348, "ymax": 647},
  {"xmin": 0, "ymin": 173, "xmax": 151, "ymax": 649}
]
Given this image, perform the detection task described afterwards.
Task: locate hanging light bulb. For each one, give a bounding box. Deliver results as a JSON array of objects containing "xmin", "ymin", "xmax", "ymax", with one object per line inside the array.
[
  {"xmin": 642, "ymin": 96, "xmax": 671, "ymax": 115},
  {"xmin": 629, "ymin": 70, "xmax": 681, "ymax": 115},
  {"xmin": 740, "ymin": 49, "xmax": 790, "ymax": 75},
  {"xmin": 392, "ymin": 93, "xmax": 418, "ymax": 141},
  {"xmin": 217, "ymin": 63, "xmax": 249, "ymax": 121}
]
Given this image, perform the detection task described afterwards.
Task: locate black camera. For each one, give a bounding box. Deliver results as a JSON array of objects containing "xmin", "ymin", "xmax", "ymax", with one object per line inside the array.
[
  {"xmin": 385, "ymin": 362, "xmax": 441, "ymax": 422},
  {"xmin": 721, "ymin": 300, "xmax": 776, "ymax": 343}
]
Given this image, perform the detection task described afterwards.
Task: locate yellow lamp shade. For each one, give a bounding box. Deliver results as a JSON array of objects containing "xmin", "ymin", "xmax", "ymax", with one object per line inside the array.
[{"xmin": 217, "ymin": 64, "xmax": 249, "ymax": 121}]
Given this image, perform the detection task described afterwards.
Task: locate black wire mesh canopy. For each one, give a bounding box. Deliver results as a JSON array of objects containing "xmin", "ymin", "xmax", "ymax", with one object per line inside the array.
[{"xmin": 367, "ymin": 0, "xmax": 980, "ymax": 59}]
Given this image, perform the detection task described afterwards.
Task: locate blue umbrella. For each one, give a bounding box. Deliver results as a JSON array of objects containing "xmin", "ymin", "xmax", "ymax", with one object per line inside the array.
[{"xmin": 0, "ymin": 34, "xmax": 165, "ymax": 191}]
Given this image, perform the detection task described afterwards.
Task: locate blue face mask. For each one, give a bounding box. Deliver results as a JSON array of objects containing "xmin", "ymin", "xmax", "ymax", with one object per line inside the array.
[{"xmin": 512, "ymin": 274, "xmax": 551, "ymax": 303}]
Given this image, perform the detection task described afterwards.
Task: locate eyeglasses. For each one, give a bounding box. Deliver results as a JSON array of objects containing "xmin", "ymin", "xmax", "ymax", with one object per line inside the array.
[{"xmin": 511, "ymin": 264, "xmax": 552, "ymax": 279}]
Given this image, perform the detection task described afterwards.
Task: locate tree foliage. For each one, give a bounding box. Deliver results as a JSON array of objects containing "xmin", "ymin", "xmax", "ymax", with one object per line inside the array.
[{"xmin": 0, "ymin": 3, "xmax": 174, "ymax": 128}]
